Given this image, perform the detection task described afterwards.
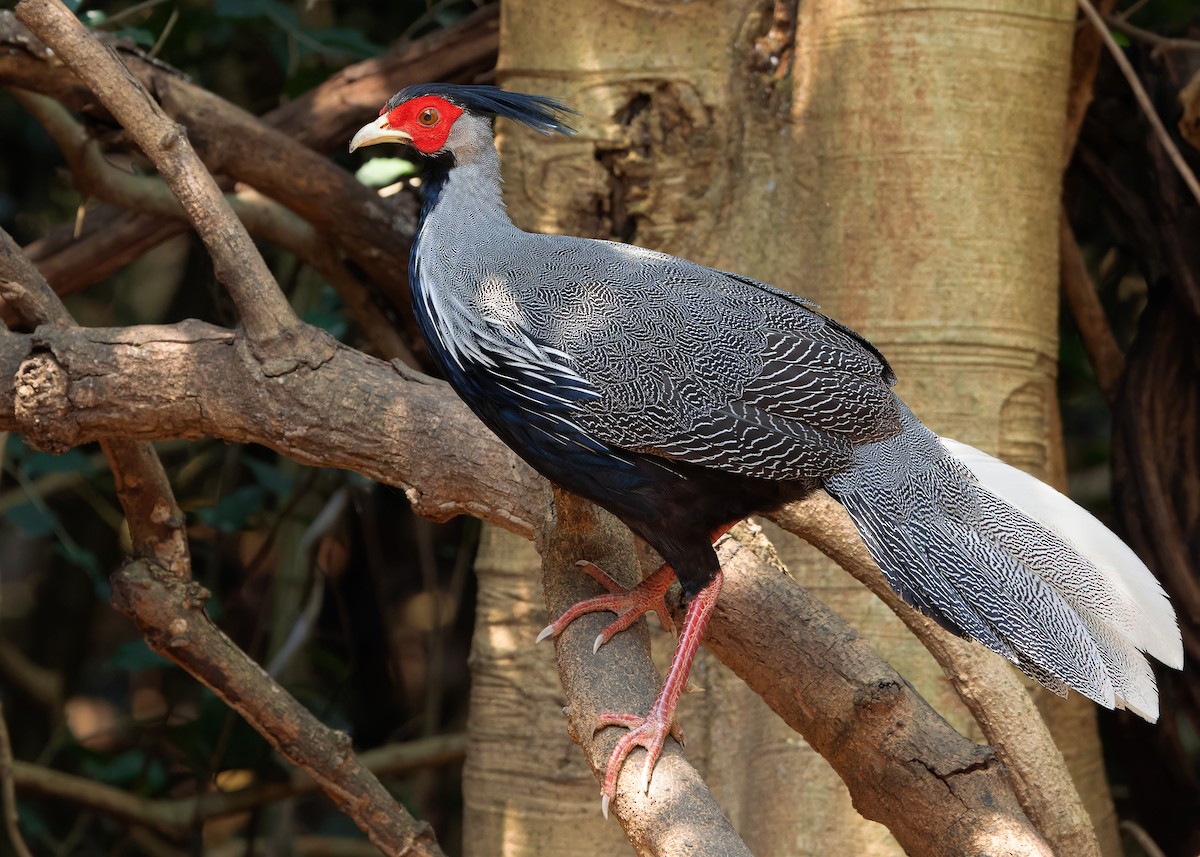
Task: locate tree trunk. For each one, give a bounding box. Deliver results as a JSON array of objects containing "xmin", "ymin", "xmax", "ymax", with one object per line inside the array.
[{"xmin": 461, "ymin": 0, "xmax": 1120, "ymax": 852}]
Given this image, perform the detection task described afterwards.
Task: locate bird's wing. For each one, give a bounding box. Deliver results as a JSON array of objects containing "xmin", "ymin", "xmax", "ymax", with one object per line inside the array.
[{"xmin": 506, "ymin": 237, "xmax": 901, "ymax": 481}]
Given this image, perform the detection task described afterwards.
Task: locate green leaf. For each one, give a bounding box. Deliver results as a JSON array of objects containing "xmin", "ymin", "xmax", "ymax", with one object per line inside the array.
[
  {"xmin": 1110, "ymin": 29, "xmax": 1130, "ymax": 47},
  {"xmin": 355, "ymin": 157, "xmax": 416, "ymax": 188},
  {"xmin": 243, "ymin": 457, "xmax": 294, "ymax": 497},
  {"xmin": 4, "ymin": 502, "xmax": 58, "ymax": 538},
  {"xmin": 193, "ymin": 484, "xmax": 268, "ymax": 532},
  {"xmin": 21, "ymin": 447, "xmax": 93, "ymax": 478},
  {"xmin": 107, "ymin": 639, "xmax": 171, "ymax": 673}
]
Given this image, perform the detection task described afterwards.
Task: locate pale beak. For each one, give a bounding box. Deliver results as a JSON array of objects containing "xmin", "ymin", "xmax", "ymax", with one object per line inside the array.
[{"xmin": 349, "ymin": 114, "xmax": 413, "ymax": 153}]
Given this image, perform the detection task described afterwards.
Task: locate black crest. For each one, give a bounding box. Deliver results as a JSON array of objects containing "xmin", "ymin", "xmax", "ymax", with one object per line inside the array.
[{"xmin": 384, "ymin": 83, "xmax": 576, "ymax": 135}]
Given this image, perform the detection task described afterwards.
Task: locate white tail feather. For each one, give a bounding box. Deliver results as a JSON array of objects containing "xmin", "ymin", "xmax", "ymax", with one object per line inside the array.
[{"xmin": 939, "ymin": 438, "xmax": 1184, "ymax": 686}]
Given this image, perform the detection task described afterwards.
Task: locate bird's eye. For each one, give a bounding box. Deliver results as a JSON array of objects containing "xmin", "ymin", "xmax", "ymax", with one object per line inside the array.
[{"xmin": 418, "ymin": 107, "xmax": 440, "ymax": 127}]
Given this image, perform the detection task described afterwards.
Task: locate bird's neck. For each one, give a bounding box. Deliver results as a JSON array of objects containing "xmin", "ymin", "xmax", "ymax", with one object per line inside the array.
[
  {"xmin": 419, "ymin": 145, "xmax": 515, "ymax": 239},
  {"xmin": 409, "ymin": 143, "xmax": 523, "ymax": 375}
]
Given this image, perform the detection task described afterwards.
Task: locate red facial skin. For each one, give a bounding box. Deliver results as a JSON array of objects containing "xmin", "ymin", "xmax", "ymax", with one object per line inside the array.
[{"xmin": 382, "ymin": 95, "xmax": 465, "ymax": 155}]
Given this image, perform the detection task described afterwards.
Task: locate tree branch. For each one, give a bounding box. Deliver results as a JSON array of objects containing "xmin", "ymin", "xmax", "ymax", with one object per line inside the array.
[
  {"xmin": 11, "ymin": 88, "xmax": 414, "ymax": 362},
  {"xmin": 0, "ymin": 702, "xmax": 34, "ymax": 857},
  {"xmin": 15, "ymin": 0, "xmax": 299, "ymax": 346},
  {"xmin": 537, "ymin": 490, "xmax": 752, "ymax": 856},
  {"xmin": 705, "ymin": 521, "xmax": 1053, "ymax": 856},
  {"xmin": 108, "ymin": 559, "xmax": 443, "ymax": 857},
  {"xmin": 1059, "ymin": 210, "xmax": 1124, "ymax": 406},
  {"xmin": 1076, "ymin": 0, "xmax": 1200, "ymax": 207},
  {"xmin": 13, "ymin": 733, "xmax": 466, "ymax": 833},
  {"xmin": 768, "ymin": 496, "xmax": 1098, "ymax": 857}
]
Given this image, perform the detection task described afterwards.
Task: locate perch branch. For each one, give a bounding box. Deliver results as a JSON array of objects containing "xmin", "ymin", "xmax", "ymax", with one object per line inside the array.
[
  {"xmin": 537, "ymin": 490, "xmax": 752, "ymax": 856},
  {"xmin": 706, "ymin": 521, "xmax": 1053, "ymax": 856},
  {"xmin": 768, "ymin": 496, "xmax": 1099, "ymax": 857}
]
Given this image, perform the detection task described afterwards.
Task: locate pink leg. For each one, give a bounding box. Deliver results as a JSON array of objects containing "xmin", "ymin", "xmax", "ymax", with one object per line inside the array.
[
  {"xmin": 538, "ymin": 522, "xmax": 737, "ymax": 817},
  {"xmin": 536, "ymin": 561, "xmax": 677, "ymax": 652},
  {"xmin": 595, "ymin": 571, "xmax": 723, "ymax": 818}
]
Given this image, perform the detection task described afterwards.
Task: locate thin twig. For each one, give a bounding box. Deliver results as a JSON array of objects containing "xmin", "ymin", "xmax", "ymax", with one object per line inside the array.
[
  {"xmin": 0, "ymin": 702, "xmax": 35, "ymax": 857},
  {"xmin": 1114, "ymin": 0, "xmax": 1151, "ymax": 22},
  {"xmin": 1105, "ymin": 14, "xmax": 1200, "ymax": 57},
  {"xmin": 147, "ymin": 5, "xmax": 178, "ymax": 59},
  {"xmin": 1059, "ymin": 210, "xmax": 1125, "ymax": 405},
  {"xmin": 15, "ymin": 0, "xmax": 300, "ymax": 346},
  {"xmin": 1077, "ymin": 0, "xmax": 1200, "ymax": 205},
  {"xmin": 12, "ymin": 733, "xmax": 467, "ymax": 833},
  {"xmin": 1119, "ymin": 819, "xmax": 1169, "ymax": 857}
]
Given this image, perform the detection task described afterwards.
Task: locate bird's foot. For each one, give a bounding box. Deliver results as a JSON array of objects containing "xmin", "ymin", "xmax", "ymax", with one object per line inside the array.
[
  {"xmin": 536, "ymin": 561, "xmax": 676, "ymax": 652},
  {"xmin": 594, "ymin": 700, "xmax": 684, "ymax": 819}
]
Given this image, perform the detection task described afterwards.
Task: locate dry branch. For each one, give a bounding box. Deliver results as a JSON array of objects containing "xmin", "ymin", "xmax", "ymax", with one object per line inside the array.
[
  {"xmin": 109, "ymin": 559, "xmax": 443, "ymax": 857},
  {"xmin": 705, "ymin": 523, "xmax": 1052, "ymax": 857},
  {"xmin": 768, "ymin": 497, "xmax": 1098, "ymax": 857},
  {"xmin": 15, "ymin": 0, "xmax": 298, "ymax": 346},
  {"xmin": 537, "ymin": 490, "xmax": 752, "ymax": 856}
]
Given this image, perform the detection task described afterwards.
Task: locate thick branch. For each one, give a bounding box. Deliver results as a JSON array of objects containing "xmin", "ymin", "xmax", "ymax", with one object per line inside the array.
[
  {"xmin": 768, "ymin": 496, "xmax": 1099, "ymax": 857},
  {"xmin": 0, "ymin": 225, "xmax": 188, "ymax": 574},
  {"xmin": 704, "ymin": 522, "xmax": 1051, "ymax": 857},
  {"xmin": 0, "ymin": 322, "xmax": 550, "ymax": 535},
  {"xmin": 15, "ymin": 0, "xmax": 299, "ymax": 345},
  {"xmin": 537, "ymin": 490, "xmax": 751, "ymax": 856}
]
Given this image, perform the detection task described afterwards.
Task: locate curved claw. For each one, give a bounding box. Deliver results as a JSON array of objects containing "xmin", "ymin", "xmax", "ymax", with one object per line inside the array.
[
  {"xmin": 594, "ymin": 708, "xmax": 678, "ymax": 802},
  {"xmin": 536, "ymin": 561, "xmax": 676, "ymax": 649}
]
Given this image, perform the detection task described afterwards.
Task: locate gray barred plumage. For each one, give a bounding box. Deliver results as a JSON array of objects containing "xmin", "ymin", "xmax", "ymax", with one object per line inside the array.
[
  {"xmin": 352, "ymin": 85, "xmax": 1182, "ymax": 734},
  {"xmin": 414, "ymin": 130, "xmax": 900, "ymax": 482}
]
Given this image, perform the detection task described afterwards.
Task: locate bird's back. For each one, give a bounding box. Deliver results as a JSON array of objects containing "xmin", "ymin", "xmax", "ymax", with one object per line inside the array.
[{"xmin": 415, "ymin": 216, "xmax": 902, "ymax": 491}]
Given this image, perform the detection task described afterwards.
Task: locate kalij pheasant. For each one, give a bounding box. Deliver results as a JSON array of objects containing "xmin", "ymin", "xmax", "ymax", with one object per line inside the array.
[{"xmin": 350, "ymin": 84, "xmax": 1182, "ymax": 815}]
